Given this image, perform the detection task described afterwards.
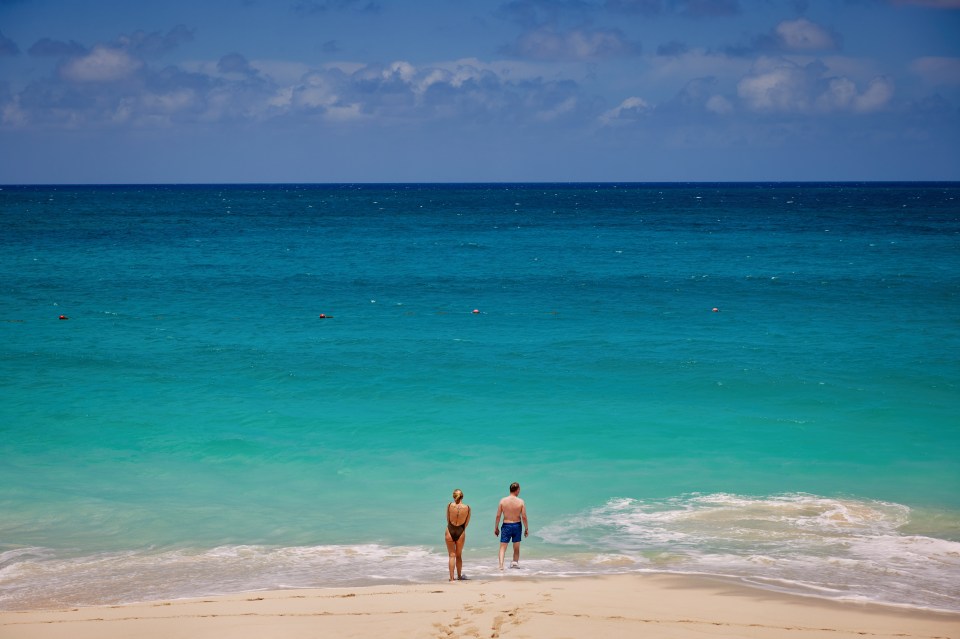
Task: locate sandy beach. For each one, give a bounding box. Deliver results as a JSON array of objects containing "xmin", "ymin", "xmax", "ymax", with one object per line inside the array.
[{"xmin": 2, "ymin": 574, "xmax": 957, "ymax": 639}]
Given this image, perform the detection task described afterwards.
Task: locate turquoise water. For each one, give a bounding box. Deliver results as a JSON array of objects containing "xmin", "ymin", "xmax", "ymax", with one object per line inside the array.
[{"xmin": 1, "ymin": 183, "xmax": 958, "ymax": 611}]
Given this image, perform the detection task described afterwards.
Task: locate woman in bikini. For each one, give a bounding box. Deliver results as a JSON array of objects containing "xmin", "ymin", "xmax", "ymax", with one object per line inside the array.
[{"xmin": 445, "ymin": 488, "xmax": 471, "ymax": 581}]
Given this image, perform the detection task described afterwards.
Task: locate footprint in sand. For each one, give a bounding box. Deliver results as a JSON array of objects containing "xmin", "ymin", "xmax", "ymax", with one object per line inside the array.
[
  {"xmin": 432, "ymin": 622, "xmax": 455, "ymax": 638},
  {"xmin": 490, "ymin": 607, "xmax": 525, "ymax": 637},
  {"xmin": 438, "ymin": 613, "xmax": 482, "ymax": 638},
  {"xmin": 491, "ymin": 615, "xmax": 505, "ymax": 638}
]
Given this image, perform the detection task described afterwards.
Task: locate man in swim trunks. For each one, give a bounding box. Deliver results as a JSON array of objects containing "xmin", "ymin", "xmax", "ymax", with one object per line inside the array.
[{"xmin": 494, "ymin": 482, "xmax": 529, "ymax": 570}]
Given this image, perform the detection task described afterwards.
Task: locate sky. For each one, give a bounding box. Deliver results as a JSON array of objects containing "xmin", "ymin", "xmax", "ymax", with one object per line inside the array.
[{"xmin": 0, "ymin": 0, "xmax": 958, "ymax": 183}]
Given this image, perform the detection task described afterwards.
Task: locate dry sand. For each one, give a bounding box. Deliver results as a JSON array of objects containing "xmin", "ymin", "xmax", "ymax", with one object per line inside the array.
[{"xmin": 1, "ymin": 573, "xmax": 957, "ymax": 639}]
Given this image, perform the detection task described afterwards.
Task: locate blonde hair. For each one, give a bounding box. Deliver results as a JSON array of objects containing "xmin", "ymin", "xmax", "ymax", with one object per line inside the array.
[{"xmin": 452, "ymin": 489, "xmax": 463, "ymax": 503}]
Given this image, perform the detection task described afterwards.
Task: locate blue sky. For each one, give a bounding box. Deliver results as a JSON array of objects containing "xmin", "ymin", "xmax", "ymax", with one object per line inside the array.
[{"xmin": 1, "ymin": 0, "xmax": 958, "ymax": 183}]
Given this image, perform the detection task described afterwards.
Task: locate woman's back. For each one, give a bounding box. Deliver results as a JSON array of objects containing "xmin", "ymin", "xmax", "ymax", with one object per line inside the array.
[{"xmin": 448, "ymin": 502, "xmax": 469, "ymax": 526}]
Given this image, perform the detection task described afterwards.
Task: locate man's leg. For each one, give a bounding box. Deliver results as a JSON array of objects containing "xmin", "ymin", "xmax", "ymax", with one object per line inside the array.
[
  {"xmin": 499, "ymin": 542, "xmax": 508, "ymax": 570},
  {"xmin": 512, "ymin": 542, "xmax": 521, "ymax": 566}
]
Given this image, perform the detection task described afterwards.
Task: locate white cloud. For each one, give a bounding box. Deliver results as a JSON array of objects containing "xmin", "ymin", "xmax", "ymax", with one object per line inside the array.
[
  {"xmin": 323, "ymin": 102, "xmax": 365, "ymax": 122},
  {"xmin": 292, "ymin": 72, "xmax": 340, "ymax": 109},
  {"xmin": 853, "ymin": 76, "xmax": 894, "ymax": 112},
  {"xmin": 599, "ymin": 96, "xmax": 651, "ymax": 125},
  {"xmin": 431, "ymin": 57, "xmax": 563, "ymax": 84},
  {"xmin": 775, "ymin": 18, "xmax": 839, "ymax": 51},
  {"xmin": 384, "ymin": 61, "xmax": 416, "ymax": 83},
  {"xmin": 648, "ymin": 48, "xmax": 752, "ymax": 85},
  {"xmin": 910, "ymin": 56, "xmax": 960, "ymax": 86},
  {"xmin": 816, "ymin": 76, "xmax": 857, "ymax": 111},
  {"xmin": 139, "ymin": 89, "xmax": 198, "ymax": 115},
  {"xmin": 737, "ymin": 64, "xmax": 810, "ymax": 111},
  {"xmin": 724, "ymin": 18, "xmax": 840, "ymax": 56},
  {"xmin": 60, "ymin": 46, "xmax": 143, "ymax": 83},
  {"xmin": 737, "ymin": 59, "xmax": 894, "ymax": 114},
  {"xmin": 417, "ymin": 68, "xmax": 452, "ymax": 94},
  {"xmin": 2, "ymin": 96, "xmax": 27, "ymax": 127},
  {"xmin": 536, "ymin": 95, "xmax": 578, "ymax": 121},
  {"xmin": 705, "ymin": 94, "xmax": 733, "ymax": 114},
  {"xmin": 112, "ymin": 98, "xmax": 134, "ymax": 124},
  {"xmin": 247, "ymin": 59, "xmax": 584, "ymax": 125},
  {"xmin": 267, "ymin": 87, "xmax": 293, "ymax": 109}
]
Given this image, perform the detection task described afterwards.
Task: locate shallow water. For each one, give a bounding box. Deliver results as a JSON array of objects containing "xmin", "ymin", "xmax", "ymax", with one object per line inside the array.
[{"xmin": 1, "ymin": 183, "xmax": 958, "ymax": 611}]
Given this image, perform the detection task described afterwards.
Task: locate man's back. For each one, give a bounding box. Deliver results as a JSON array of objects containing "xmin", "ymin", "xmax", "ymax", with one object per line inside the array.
[{"xmin": 499, "ymin": 495, "xmax": 525, "ymax": 522}]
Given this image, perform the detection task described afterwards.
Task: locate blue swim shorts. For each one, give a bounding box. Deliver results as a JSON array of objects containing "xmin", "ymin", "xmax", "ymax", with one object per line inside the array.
[{"xmin": 500, "ymin": 522, "xmax": 523, "ymax": 543}]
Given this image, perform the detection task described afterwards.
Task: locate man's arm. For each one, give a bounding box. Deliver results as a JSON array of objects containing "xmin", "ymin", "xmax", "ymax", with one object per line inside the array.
[
  {"xmin": 494, "ymin": 501, "xmax": 503, "ymax": 536},
  {"xmin": 521, "ymin": 502, "xmax": 529, "ymax": 537}
]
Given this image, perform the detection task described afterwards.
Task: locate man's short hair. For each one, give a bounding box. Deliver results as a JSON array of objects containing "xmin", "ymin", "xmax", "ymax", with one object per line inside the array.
[{"xmin": 509, "ymin": 482, "xmax": 520, "ymax": 493}]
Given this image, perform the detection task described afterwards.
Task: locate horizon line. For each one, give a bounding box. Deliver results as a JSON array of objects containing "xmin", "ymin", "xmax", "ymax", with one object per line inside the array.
[{"xmin": 3, "ymin": 180, "xmax": 959, "ymax": 188}]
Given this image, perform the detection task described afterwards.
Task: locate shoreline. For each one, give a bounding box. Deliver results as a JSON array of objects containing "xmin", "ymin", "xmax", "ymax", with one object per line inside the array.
[{"xmin": 2, "ymin": 574, "xmax": 957, "ymax": 639}]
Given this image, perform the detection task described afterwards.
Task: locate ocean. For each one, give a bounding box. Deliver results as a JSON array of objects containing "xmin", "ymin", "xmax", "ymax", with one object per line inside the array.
[{"xmin": 1, "ymin": 182, "xmax": 958, "ymax": 612}]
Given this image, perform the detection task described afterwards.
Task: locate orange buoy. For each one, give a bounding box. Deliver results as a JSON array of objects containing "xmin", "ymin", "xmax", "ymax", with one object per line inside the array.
[{"xmin": 58, "ymin": 314, "xmax": 69, "ymax": 320}]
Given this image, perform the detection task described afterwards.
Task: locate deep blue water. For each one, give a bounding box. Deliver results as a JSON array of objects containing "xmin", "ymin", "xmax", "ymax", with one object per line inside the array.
[{"xmin": 1, "ymin": 183, "xmax": 958, "ymax": 611}]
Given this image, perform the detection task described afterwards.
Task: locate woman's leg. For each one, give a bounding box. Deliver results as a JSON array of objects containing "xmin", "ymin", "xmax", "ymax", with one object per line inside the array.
[
  {"xmin": 455, "ymin": 534, "xmax": 466, "ymax": 578},
  {"xmin": 444, "ymin": 531, "xmax": 457, "ymax": 581}
]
